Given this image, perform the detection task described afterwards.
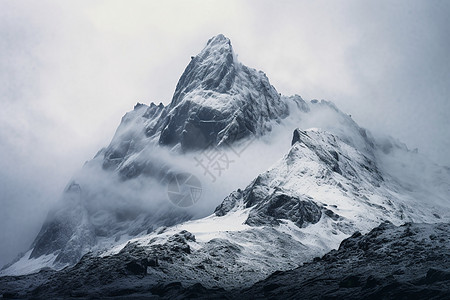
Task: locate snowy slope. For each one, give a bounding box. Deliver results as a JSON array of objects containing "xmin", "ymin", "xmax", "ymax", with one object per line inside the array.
[{"xmin": 73, "ymin": 126, "xmax": 446, "ymax": 289}]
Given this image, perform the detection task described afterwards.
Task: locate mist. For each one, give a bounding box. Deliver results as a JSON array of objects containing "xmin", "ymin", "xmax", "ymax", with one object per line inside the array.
[{"xmin": 1, "ymin": 0, "xmax": 449, "ymax": 267}]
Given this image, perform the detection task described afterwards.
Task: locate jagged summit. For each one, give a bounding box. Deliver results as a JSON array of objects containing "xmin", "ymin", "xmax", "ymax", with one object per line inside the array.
[
  {"xmin": 107, "ymin": 34, "xmax": 289, "ymax": 153},
  {"xmin": 171, "ymin": 34, "xmax": 235, "ymax": 107},
  {"xmin": 206, "ymin": 33, "xmax": 230, "ymax": 47},
  {"xmin": 201, "ymin": 34, "xmax": 233, "ymax": 61},
  {"xmin": 155, "ymin": 34, "xmax": 288, "ymax": 150}
]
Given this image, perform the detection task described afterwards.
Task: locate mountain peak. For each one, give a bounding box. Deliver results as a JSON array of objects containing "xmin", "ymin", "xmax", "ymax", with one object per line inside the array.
[
  {"xmin": 206, "ymin": 34, "xmax": 231, "ymax": 48},
  {"xmin": 170, "ymin": 34, "xmax": 236, "ymax": 107},
  {"xmin": 157, "ymin": 34, "xmax": 288, "ymax": 150}
]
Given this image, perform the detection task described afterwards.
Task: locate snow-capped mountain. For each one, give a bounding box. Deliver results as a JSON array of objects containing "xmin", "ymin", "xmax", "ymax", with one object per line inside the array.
[
  {"xmin": 1, "ymin": 35, "xmax": 449, "ymax": 298},
  {"xmin": 2, "ymin": 34, "xmax": 293, "ymax": 273}
]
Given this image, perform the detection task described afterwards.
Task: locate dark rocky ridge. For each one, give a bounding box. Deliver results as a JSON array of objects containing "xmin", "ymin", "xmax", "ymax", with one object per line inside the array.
[
  {"xmin": 2, "ymin": 223, "xmax": 449, "ymax": 299},
  {"xmin": 245, "ymin": 192, "xmax": 322, "ymax": 227}
]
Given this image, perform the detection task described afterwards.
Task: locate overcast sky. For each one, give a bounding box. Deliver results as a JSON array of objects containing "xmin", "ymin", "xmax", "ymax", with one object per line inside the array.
[{"xmin": 1, "ymin": 0, "xmax": 449, "ymax": 267}]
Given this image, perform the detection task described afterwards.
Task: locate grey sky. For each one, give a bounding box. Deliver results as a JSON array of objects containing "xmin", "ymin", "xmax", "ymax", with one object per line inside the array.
[{"xmin": 0, "ymin": 0, "xmax": 449, "ymax": 267}]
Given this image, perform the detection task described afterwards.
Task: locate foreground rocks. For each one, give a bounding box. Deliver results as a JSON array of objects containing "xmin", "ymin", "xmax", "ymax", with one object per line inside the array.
[
  {"xmin": 236, "ymin": 222, "xmax": 450, "ymax": 299},
  {"xmin": 1, "ymin": 222, "xmax": 449, "ymax": 299}
]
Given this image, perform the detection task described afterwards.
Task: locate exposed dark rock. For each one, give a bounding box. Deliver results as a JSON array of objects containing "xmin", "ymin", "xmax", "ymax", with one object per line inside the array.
[
  {"xmin": 291, "ymin": 128, "xmax": 302, "ymax": 145},
  {"xmin": 214, "ymin": 190, "xmax": 242, "ymax": 217},
  {"xmin": 324, "ymin": 208, "xmax": 341, "ymax": 221},
  {"xmin": 245, "ymin": 192, "xmax": 322, "ymax": 228},
  {"xmin": 125, "ymin": 259, "xmax": 148, "ymax": 276},
  {"xmin": 339, "ymin": 275, "xmax": 362, "ymax": 288},
  {"xmin": 425, "ymin": 268, "xmax": 450, "ymax": 284}
]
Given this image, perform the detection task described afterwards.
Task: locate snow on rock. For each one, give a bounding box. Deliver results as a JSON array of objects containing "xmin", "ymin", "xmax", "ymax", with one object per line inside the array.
[
  {"xmin": 2, "ymin": 34, "xmax": 449, "ymax": 285},
  {"xmin": 157, "ymin": 34, "xmax": 289, "ymax": 151}
]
